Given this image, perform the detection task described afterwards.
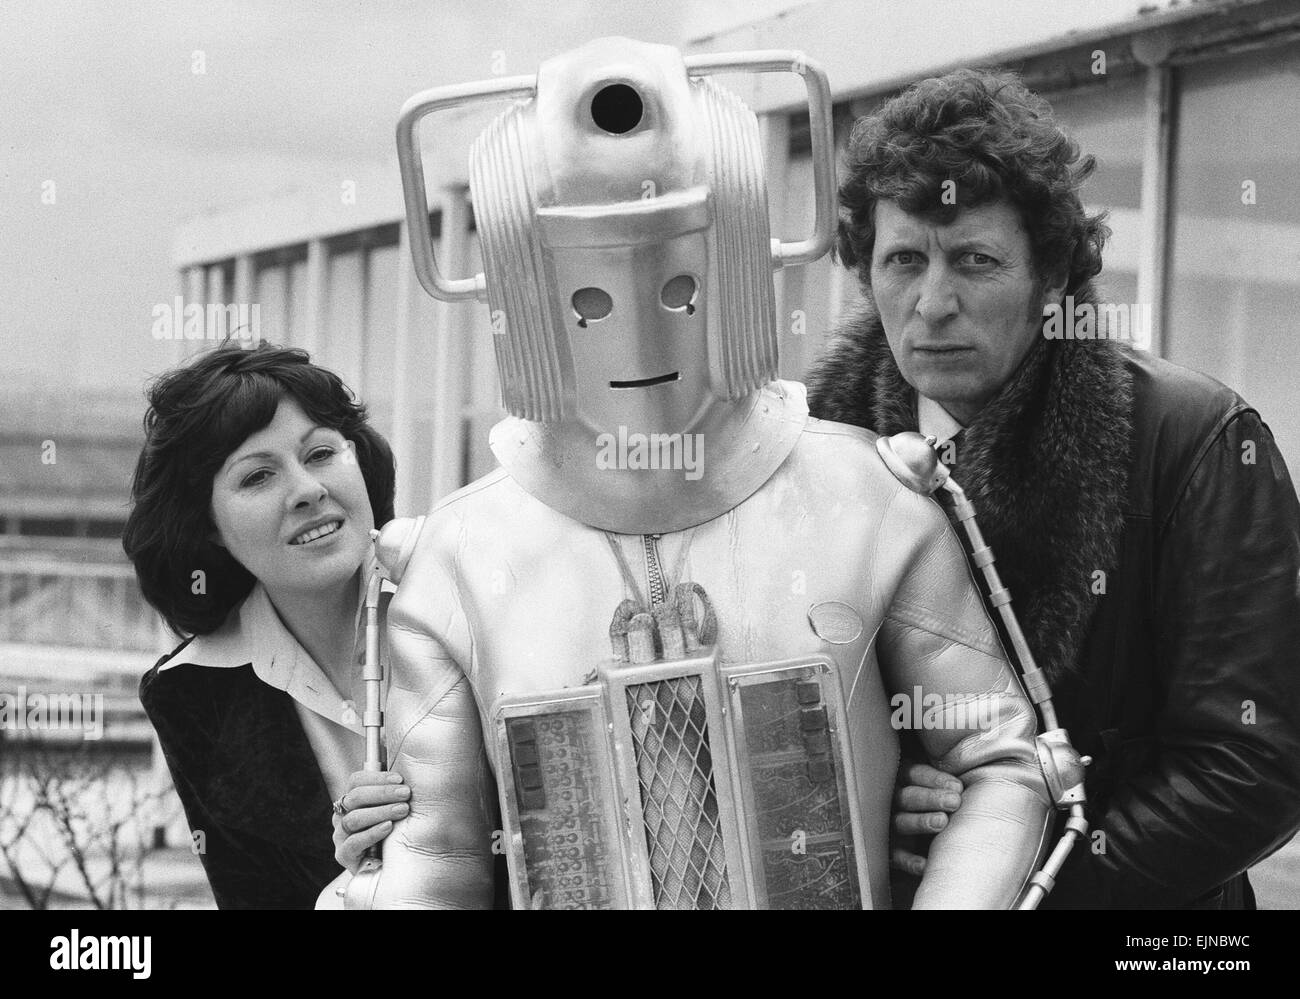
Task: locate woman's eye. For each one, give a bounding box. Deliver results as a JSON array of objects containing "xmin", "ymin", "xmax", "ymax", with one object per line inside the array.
[
  {"xmin": 308, "ymin": 446, "xmax": 336, "ymax": 463},
  {"xmin": 890, "ymin": 251, "xmax": 920, "ymax": 266},
  {"xmin": 240, "ymin": 469, "xmax": 271, "ymax": 488}
]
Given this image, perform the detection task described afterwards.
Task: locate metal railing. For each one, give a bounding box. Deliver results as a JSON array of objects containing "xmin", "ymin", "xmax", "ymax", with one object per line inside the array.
[{"xmin": 0, "ymin": 550, "xmax": 167, "ymax": 654}]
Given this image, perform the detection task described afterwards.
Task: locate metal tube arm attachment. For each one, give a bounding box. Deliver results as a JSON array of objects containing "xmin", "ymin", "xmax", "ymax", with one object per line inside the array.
[{"xmin": 875, "ymin": 432, "xmax": 1091, "ymax": 909}]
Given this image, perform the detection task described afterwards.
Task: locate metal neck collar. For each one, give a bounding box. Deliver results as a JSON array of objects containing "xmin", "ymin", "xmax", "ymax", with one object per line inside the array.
[{"xmin": 489, "ymin": 380, "xmax": 808, "ymax": 534}]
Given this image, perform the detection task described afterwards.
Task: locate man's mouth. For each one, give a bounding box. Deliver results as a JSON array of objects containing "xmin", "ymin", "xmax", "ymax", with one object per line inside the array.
[
  {"xmin": 289, "ymin": 520, "xmax": 343, "ymax": 545},
  {"xmin": 610, "ymin": 371, "xmax": 680, "ymax": 389}
]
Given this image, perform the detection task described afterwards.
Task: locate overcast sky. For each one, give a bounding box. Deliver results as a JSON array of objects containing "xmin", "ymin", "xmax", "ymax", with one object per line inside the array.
[{"xmin": 0, "ymin": 0, "xmax": 800, "ymax": 403}]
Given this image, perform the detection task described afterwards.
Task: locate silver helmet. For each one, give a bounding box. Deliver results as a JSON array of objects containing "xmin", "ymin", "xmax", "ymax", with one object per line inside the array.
[{"xmin": 397, "ymin": 37, "xmax": 836, "ymax": 532}]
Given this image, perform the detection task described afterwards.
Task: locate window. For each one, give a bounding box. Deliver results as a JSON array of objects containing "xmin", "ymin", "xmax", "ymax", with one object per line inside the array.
[
  {"xmin": 253, "ymin": 245, "xmax": 308, "ymax": 345},
  {"xmin": 16, "ymin": 518, "xmax": 76, "ymax": 537},
  {"xmin": 1047, "ymin": 77, "xmax": 1146, "ymax": 309},
  {"xmin": 362, "ymin": 241, "xmax": 400, "ymax": 415},
  {"xmin": 1166, "ymin": 42, "xmax": 1300, "ymax": 473},
  {"xmin": 324, "ymin": 238, "xmax": 366, "ymax": 387}
]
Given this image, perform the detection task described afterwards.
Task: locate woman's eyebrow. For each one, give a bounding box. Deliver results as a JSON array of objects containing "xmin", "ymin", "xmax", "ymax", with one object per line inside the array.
[
  {"xmin": 225, "ymin": 426, "xmax": 330, "ymax": 470},
  {"xmin": 222, "ymin": 449, "xmax": 278, "ymax": 481}
]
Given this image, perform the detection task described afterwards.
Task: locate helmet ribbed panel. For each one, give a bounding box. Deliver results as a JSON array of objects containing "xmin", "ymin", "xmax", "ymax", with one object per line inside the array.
[
  {"xmin": 698, "ymin": 80, "xmax": 777, "ymax": 397},
  {"xmin": 470, "ymin": 107, "xmax": 563, "ymax": 422}
]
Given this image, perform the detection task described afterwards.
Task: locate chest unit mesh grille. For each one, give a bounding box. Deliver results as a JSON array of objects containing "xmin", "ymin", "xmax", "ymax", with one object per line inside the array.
[{"xmin": 626, "ymin": 677, "xmax": 732, "ymax": 909}]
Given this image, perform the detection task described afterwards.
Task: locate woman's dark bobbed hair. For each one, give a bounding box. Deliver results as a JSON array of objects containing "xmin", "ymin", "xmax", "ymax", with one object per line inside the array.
[
  {"xmin": 123, "ymin": 343, "xmax": 396, "ymax": 638},
  {"xmin": 837, "ymin": 67, "xmax": 1109, "ymax": 297}
]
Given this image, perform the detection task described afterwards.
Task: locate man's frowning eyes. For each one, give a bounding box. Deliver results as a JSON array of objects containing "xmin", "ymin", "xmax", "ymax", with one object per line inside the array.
[{"xmin": 882, "ymin": 249, "xmax": 1000, "ymax": 269}]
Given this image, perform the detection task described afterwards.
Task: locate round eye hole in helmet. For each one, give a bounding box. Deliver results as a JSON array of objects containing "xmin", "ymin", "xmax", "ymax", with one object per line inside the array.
[
  {"xmin": 572, "ymin": 287, "xmax": 613, "ymax": 328},
  {"xmin": 590, "ymin": 83, "xmax": 644, "ymax": 135},
  {"xmin": 660, "ymin": 274, "xmax": 698, "ymax": 316}
]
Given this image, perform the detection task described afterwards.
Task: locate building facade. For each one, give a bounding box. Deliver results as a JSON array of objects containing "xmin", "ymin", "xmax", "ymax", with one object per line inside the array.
[{"xmin": 169, "ymin": 0, "xmax": 1300, "ymax": 513}]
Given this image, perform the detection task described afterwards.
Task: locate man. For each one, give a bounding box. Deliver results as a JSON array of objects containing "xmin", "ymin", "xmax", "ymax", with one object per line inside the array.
[
  {"xmin": 345, "ymin": 40, "xmax": 1053, "ymax": 909},
  {"xmin": 807, "ymin": 67, "xmax": 1300, "ymax": 908}
]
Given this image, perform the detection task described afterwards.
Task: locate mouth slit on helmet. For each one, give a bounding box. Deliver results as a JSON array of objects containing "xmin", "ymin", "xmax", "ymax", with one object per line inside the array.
[{"xmin": 609, "ymin": 372, "xmax": 680, "ymax": 390}]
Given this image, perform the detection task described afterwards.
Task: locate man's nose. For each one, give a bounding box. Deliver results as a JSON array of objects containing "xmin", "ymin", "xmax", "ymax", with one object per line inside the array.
[{"xmin": 915, "ymin": 262, "xmax": 959, "ymax": 325}]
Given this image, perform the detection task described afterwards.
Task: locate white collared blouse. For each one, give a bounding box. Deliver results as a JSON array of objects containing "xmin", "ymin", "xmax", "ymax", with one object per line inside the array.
[{"xmin": 157, "ymin": 563, "xmax": 394, "ymax": 805}]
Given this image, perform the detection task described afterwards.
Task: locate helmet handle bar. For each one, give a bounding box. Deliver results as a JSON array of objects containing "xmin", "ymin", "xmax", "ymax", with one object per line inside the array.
[
  {"xmin": 395, "ymin": 76, "xmax": 535, "ymax": 304},
  {"xmin": 685, "ymin": 51, "xmax": 835, "ymax": 269},
  {"xmin": 394, "ymin": 51, "xmax": 836, "ymax": 304}
]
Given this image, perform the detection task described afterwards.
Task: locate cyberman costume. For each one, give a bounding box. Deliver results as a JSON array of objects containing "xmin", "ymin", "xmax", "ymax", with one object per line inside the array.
[{"xmin": 349, "ymin": 38, "xmax": 1061, "ymax": 909}]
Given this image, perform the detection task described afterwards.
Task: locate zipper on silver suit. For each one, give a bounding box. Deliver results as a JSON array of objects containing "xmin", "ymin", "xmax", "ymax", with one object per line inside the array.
[{"xmin": 642, "ymin": 534, "xmax": 666, "ymax": 606}]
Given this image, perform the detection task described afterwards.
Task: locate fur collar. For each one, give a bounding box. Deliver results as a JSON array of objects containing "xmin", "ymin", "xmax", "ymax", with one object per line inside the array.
[{"xmin": 806, "ymin": 282, "xmax": 1134, "ymax": 683}]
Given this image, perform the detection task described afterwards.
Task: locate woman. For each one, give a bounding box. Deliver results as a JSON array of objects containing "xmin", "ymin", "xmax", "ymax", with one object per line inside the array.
[{"xmin": 124, "ymin": 343, "xmax": 410, "ymax": 909}]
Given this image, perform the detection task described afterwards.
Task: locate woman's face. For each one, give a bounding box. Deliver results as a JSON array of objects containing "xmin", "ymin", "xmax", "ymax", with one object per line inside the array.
[{"xmin": 210, "ymin": 397, "xmax": 375, "ymax": 599}]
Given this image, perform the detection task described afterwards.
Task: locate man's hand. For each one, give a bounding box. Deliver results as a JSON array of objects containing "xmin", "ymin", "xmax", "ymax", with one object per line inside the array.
[
  {"xmin": 890, "ymin": 760, "xmax": 964, "ymax": 876},
  {"xmin": 332, "ymin": 770, "xmax": 410, "ymax": 874}
]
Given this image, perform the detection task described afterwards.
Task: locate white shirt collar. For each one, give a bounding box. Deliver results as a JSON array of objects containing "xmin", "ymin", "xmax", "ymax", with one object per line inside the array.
[
  {"xmin": 916, "ymin": 394, "xmax": 966, "ymax": 445},
  {"xmin": 158, "ymin": 555, "xmax": 392, "ymax": 735}
]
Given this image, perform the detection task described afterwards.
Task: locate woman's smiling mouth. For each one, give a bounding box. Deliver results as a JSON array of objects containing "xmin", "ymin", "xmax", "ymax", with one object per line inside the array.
[{"xmin": 290, "ymin": 520, "xmax": 343, "ymax": 545}]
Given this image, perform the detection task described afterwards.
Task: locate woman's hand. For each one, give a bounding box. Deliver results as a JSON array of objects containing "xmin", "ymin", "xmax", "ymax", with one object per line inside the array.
[
  {"xmin": 332, "ymin": 770, "xmax": 410, "ymax": 874},
  {"xmin": 890, "ymin": 760, "xmax": 964, "ymax": 876}
]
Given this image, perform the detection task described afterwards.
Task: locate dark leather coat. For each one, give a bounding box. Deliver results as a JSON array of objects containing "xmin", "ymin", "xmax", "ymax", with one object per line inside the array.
[
  {"xmin": 1046, "ymin": 346, "xmax": 1300, "ymax": 907},
  {"xmin": 141, "ymin": 638, "xmax": 512, "ymax": 910},
  {"xmin": 807, "ymin": 294, "xmax": 1300, "ymax": 908},
  {"xmin": 140, "ymin": 650, "xmax": 341, "ymax": 909}
]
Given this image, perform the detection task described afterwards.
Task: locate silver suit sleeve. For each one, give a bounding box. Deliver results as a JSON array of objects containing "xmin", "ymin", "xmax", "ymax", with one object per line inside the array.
[{"xmin": 878, "ymin": 509, "xmax": 1052, "ymax": 909}]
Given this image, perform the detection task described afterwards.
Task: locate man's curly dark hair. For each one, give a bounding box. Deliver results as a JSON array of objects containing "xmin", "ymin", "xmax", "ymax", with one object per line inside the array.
[{"xmin": 837, "ymin": 68, "xmax": 1109, "ymax": 297}]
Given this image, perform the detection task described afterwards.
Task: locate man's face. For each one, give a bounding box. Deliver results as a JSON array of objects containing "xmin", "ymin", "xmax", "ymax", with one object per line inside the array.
[{"xmin": 869, "ymin": 199, "xmax": 1063, "ymax": 424}]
